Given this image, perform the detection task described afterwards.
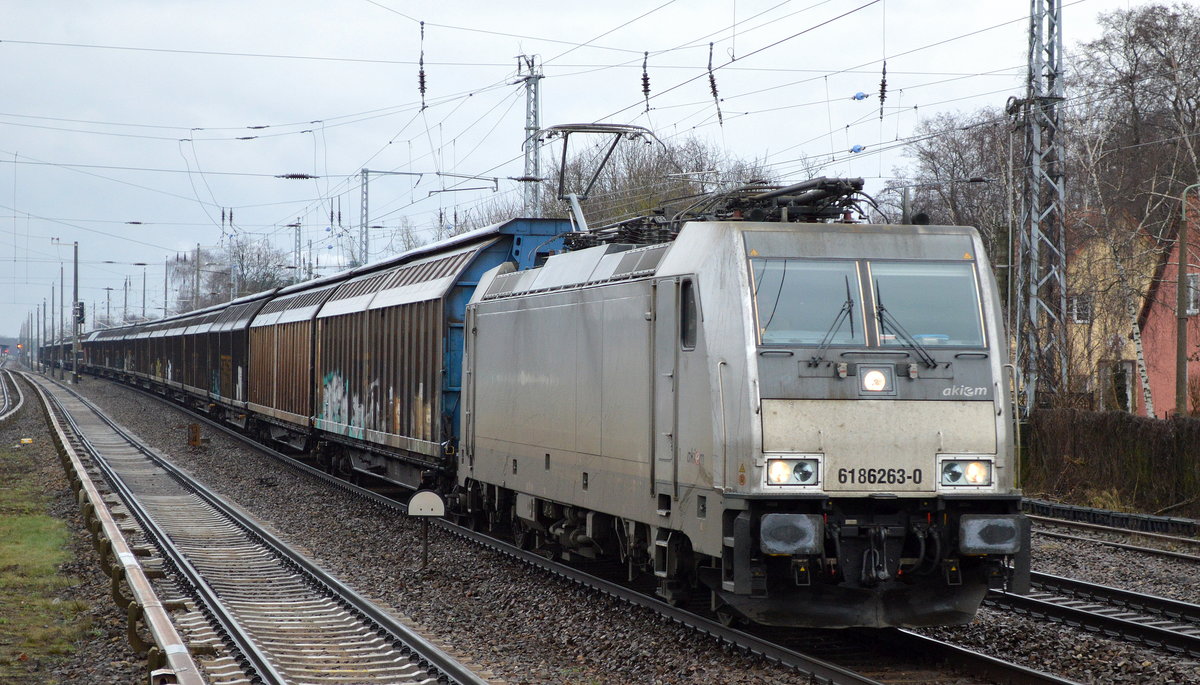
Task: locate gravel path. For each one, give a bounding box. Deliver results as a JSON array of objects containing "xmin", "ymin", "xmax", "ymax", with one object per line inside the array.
[{"xmin": 53, "ymin": 376, "xmax": 1200, "ymax": 683}]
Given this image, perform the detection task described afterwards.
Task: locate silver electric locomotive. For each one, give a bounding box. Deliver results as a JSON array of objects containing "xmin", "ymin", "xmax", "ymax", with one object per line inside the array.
[{"xmin": 459, "ymin": 179, "xmax": 1029, "ymax": 627}]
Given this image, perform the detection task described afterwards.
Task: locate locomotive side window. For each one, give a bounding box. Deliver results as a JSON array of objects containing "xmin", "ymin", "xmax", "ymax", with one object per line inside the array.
[
  {"xmin": 681, "ymin": 278, "xmax": 698, "ymax": 350},
  {"xmin": 750, "ymin": 259, "xmax": 865, "ymax": 346},
  {"xmin": 869, "ymin": 261, "xmax": 985, "ymax": 347}
]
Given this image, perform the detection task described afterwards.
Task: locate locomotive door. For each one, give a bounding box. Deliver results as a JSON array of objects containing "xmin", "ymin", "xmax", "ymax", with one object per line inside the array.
[{"xmin": 653, "ymin": 278, "xmax": 679, "ymax": 504}]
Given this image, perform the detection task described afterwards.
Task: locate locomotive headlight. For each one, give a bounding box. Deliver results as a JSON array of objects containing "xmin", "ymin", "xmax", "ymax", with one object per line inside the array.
[
  {"xmin": 767, "ymin": 459, "xmax": 793, "ymax": 484},
  {"xmin": 766, "ymin": 458, "xmax": 820, "ymax": 486},
  {"xmin": 861, "ymin": 369, "xmax": 889, "ymax": 392},
  {"xmin": 940, "ymin": 459, "xmax": 992, "ymax": 486}
]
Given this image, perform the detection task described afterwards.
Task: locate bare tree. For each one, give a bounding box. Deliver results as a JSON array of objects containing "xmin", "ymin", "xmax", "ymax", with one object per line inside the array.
[
  {"xmin": 167, "ymin": 238, "xmax": 293, "ymax": 312},
  {"xmin": 1066, "ymin": 3, "xmax": 1200, "ymax": 411},
  {"xmin": 458, "ymin": 136, "xmax": 775, "ymax": 233},
  {"xmin": 1075, "ymin": 3, "xmax": 1200, "ymax": 240},
  {"xmin": 888, "ymin": 109, "xmax": 1019, "ymax": 267}
]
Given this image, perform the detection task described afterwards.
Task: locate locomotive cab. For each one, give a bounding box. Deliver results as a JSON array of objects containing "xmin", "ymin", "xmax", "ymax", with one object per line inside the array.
[{"xmin": 705, "ymin": 221, "xmax": 1028, "ymax": 627}]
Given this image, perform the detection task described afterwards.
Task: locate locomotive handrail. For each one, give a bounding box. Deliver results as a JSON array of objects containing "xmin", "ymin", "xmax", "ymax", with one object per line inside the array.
[
  {"xmin": 1004, "ymin": 363, "xmax": 1021, "ymax": 487},
  {"xmin": 717, "ymin": 360, "xmax": 728, "ymax": 491},
  {"xmin": 840, "ymin": 350, "xmax": 909, "ymax": 357}
]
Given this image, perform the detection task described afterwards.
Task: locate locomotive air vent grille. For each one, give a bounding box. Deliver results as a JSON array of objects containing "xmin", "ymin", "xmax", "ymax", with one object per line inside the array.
[
  {"xmin": 483, "ymin": 271, "xmax": 522, "ymax": 299},
  {"xmin": 612, "ymin": 244, "xmax": 669, "ymax": 278},
  {"xmin": 612, "ymin": 250, "xmax": 643, "ymax": 277},
  {"xmin": 633, "ymin": 245, "xmax": 668, "ymax": 273}
]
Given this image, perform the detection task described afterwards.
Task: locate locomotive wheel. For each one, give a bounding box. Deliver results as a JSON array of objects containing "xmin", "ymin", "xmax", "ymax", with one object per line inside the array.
[
  {"xmin": 712, "ymin": 595, "xmax": 743, "ymax": 627},
  {"xmin": 512, "ymin": 520, "xmax": 535, "ymax": 551}
]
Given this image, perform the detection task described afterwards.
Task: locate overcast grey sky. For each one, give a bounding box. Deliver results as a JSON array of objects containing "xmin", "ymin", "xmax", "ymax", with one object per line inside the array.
[{"xmin": 1, "ymin": 0, "xmax": 1137, "ymax": 338}]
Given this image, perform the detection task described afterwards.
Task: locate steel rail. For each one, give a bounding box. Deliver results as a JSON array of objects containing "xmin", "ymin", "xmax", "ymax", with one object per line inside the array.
[
  {"xmin": 989, "ymin": 572, "xmax": 1200, "ymax": 657},
  {"xmin": 1034, "ymin": 528, "xmax": 1200, "ymax": 564},
  {"xmin": 887, "ymin": 630, "xmax": 1081, "ymax": 685},
  {"xmin": 125, "ymin": 380, "xmax": 1080, "ymax": 685},
  {"xmin": 0, "ymin": 369, "xmax": 24, "ymax": 425},
  {"xmin": 1023, "ymin": 498, "xmax": 1198, "ymax": 537},
  {"xmin": 53, "ymin": 378, "xmax": 488, "ymax": 685},
  {"xmin": 1030, "ymin": 515, "xmax": 1200, "ymax": 551}
]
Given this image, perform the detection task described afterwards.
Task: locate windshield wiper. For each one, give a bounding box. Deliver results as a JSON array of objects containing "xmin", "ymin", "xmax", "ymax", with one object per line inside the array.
[
  {"xmin": 874, "ymin": 281, "xmax": 937, "ymax": 368},
  {"xmin": 809, "ymin": 276, "xmax": 856, "ymax": 367}
]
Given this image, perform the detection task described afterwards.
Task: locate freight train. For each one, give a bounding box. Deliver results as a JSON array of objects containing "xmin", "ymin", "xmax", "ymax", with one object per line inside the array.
[{"xmin": 68, "ymin": 177, "xmax": 1030, "ymax": 628}]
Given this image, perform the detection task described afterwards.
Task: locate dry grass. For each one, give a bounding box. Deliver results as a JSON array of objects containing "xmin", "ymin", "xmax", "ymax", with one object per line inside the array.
[{"xmin": 0, "ymin": 446, "xmax": 94, "ymax": 678}]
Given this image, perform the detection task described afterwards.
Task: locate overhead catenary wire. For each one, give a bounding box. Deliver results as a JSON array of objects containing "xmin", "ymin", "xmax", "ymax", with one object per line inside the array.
[{"xmin": 2, "ymin": 0, "xmax": 1155, "ymax": 284}]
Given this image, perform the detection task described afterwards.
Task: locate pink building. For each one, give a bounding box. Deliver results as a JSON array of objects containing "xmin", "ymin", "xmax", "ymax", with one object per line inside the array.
[{"xmin": 1138, "ymin": 220, "xmax": 1200, "ymax": 418}]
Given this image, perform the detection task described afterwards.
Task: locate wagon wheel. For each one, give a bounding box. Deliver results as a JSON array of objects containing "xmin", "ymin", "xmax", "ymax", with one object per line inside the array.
[
  {"xmin": 334, "ymin": 454, "xmax": 354, "ymax": 481},
  {"xmin": 315, "ymin": 451, "xmax": 333, "ymax": 473}
]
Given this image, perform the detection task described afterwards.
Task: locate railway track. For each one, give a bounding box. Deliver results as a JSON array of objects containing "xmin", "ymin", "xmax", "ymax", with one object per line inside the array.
[
  {"xmin": 1032, "ymin": 516, "xmax": 1200, "ymax": 563},
  {"xmin": 24, "ymin": 372, "xmax": 487, "ymax": 685},
  {"xmin": 98, "ymin": 376, "xmax": 1076, "ymax": 685},
  {"xmin": 1024, "ymin": 498, "xmax": 1198, "ymax": 537},
  {"xmin": 988, "ymin": 572, "xmax": 1200, "ymax": 657},
  {"xmin": 0, "ymin": 368, "xmax": 21, "ymax": 423}
]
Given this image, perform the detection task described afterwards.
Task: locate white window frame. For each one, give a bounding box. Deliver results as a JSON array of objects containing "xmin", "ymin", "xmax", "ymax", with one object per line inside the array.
[
  {"xmin": 1068, "ymin": 294, "xmax": 1093, "ymax": 324},
  {"xmin": 1189, "ymin": 273, "xmax": 1200, "ymax": 316}
]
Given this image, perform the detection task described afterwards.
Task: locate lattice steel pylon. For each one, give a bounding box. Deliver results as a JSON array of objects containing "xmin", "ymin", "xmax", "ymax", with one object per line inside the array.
[
  {"xmin": 1008, "ymin": 0, "xmax": 1067, "ymax": 415},
  {"xmin": 516, "ymin": 55, "xmax": 543, "ymax": 217}
]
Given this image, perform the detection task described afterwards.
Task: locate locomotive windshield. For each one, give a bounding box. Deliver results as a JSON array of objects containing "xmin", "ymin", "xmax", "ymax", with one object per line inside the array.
[
  {"xmin": 751, "ymin": 259, "xmax": 866, "ymax": 345},
  {"xmin": 869, "ymin": 261, "xmax": 984, "ymax": 347},
  {"xmin": 750, "ymin": 258, "xmax": 985, "ymax": 348}
]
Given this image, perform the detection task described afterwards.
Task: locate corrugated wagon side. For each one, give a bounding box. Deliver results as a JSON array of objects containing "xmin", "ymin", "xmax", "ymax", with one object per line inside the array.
[
  {"xmin": 247, "ymin": 283, "xmax": 338, "ymax": 448},
  {"xmin": 310, "ymin": 218, "xmax": 569, "ymax": 487}
]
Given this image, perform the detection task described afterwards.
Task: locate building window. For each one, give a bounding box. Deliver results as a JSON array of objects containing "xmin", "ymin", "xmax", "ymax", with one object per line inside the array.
[
  {"xmin": 1189, "ymin": 273, "xmax": 1200, "ymax": 316},
  {"xmin": 1068, "ymin": 294, "xmax": 1093, "ymax": 324}
]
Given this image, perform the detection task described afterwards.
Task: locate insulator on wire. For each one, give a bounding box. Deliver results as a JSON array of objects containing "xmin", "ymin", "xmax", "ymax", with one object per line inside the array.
[
  {"xmin": 642, "ymin": 51, "xmax": 651, "ymax": 112},
  {"xmin": 418, "ymin": 21, "xmax": 427, "ymax": 110},
  {"xmin": 878, "ymin": 61, "xmax": 888, "ymax": 120},
  {"xmin": 707, "ymin": 43, "xmax": 723, "ymax": 126}
]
